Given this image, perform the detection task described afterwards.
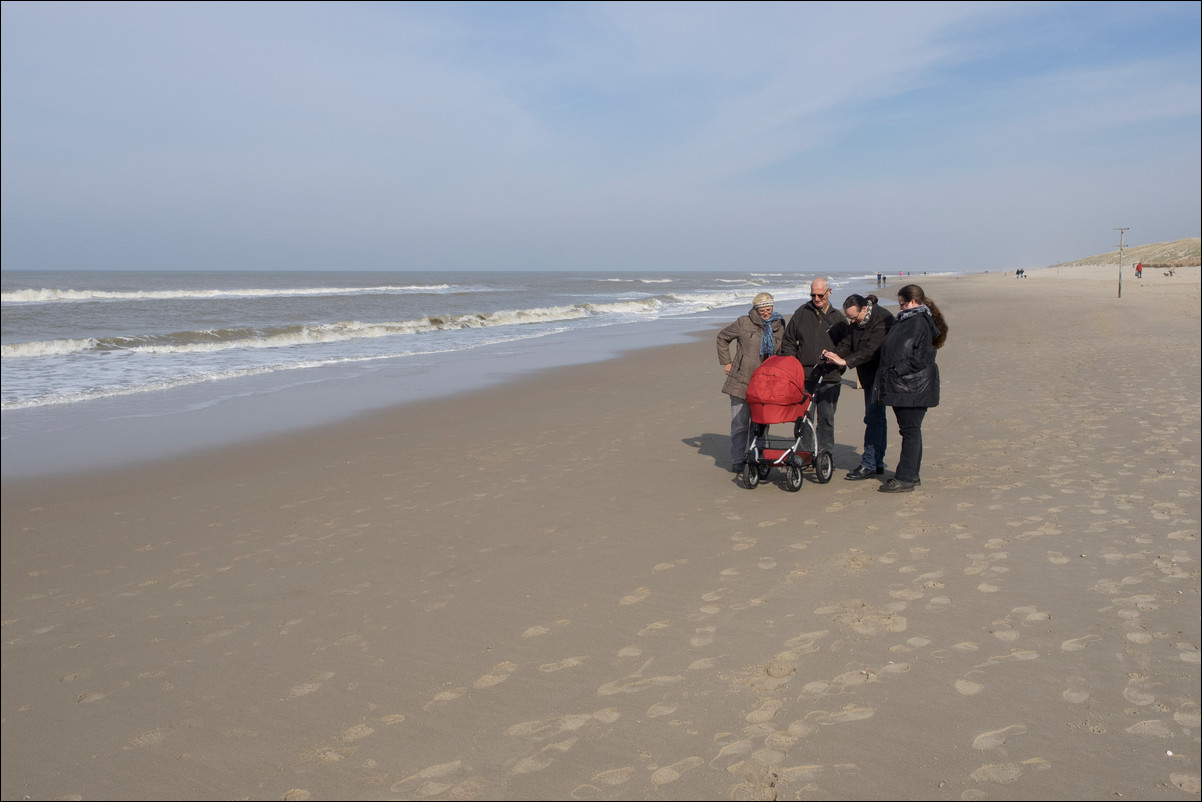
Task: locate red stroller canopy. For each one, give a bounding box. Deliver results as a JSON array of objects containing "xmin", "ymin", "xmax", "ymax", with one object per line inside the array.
[{"xmin": 746, "ymin": 356, "xmax": 810, "ymax": 424}]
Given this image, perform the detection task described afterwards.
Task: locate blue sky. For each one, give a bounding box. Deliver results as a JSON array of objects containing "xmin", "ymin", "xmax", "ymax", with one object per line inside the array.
[{"xmin": 2, "ymin": 1, "xmax": 1199, "ymax": 272}]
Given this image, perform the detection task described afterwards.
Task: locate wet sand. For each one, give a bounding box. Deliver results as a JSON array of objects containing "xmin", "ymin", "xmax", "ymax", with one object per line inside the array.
[{"xmin": 2, "ymin": 265, "xmax": 1199, "ymax": 801}]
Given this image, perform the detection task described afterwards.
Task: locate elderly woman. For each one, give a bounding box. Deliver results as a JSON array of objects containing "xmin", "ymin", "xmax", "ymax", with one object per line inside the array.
[{"xmin": 716, "ymin": 292, "xmax": 786, "ymax": 473}]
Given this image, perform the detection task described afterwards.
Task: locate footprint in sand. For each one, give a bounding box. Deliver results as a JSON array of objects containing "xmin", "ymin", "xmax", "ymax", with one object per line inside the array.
[
  {"xmin": 1126, "ymin": 719, "xmax": 1173, "ymax": 738},
  {"xmin": 474, "ymin": 661, "xmax": 518, "ymax": 688},
  {"xmin": 596, "ymin": 674, "xmax": 684, "ymax": 696},
  {"xmin": 745, "ymin": 699, "xmax": 783, "ymax": 724},
  {"xmin": 972, "ymin": 724, "xmax": 1028, "ymax": 750},
  {"xmin": 572, "ymin": 767, "xmax": 638, "ymax": 797},
  {"xmin": 989, "ymin": 621, "xmax": 1019, "ymax": 642},
  {"xmin": 1123, "ymin": 682, "xmax": 1156, "ymax": 706},
  {"xmin": 126, "ymin": 729, "xmax": 165, "ymax": 748},
  {"xmin": 620, "ymin": 588, "xmax": 651, "ymax": 605},
  {"xmin": 1062, "ymin": 677, "xmax": 1090, "ymax": 704},
  {"xmin": 690, "ymin": 625, "xmax": 716, "ymax": 647},
  {"xmin": 955, "ymin": 676, "xmax": 985, "ymax": 696},
  {"xmin": 1061, "ymin": 633, "xmax": 1103, "ymax": 652},
  {"xmin": 638, "ymin": 620, "xmax": 671, "ymax": 637},
  {"xmin": 288, "ymin": 671, "xmax": 336, "ymax": 699},
  {"xmin": 970, "ymin": 758, "xmax": 1052, "ymax": 784},
  {"xmin": 389, "ymin": 760, "xmax": 480, "ymax": 795},
  {"xmin": 511, "ymin": 737, "xmax": 579, "ymax": 774},
  {"xmin": 710, "ymin": 739, "xmax": 754, "ymax": 769},
  {"xmin": 539, "ymin": 656, "xmax": 588, "ymax": 672},
  {"xmin": 1173, "ymin": 702, "xmax": 1202, "ymax": 728},
  {"xmin": 340, "ymin": 723, "xmax": 374, "ymax": 742},
  {"xmin": 651, "ymin": 756, "xmax": 705, "ymax": 785},
  {"xmin": 647, "ymin": 702, "xmax": 677, "ymax": 718},
  {"xmin": 816, "ymin": 705, "xmax": 876, "ymax": 724},
  {"xmin": 423, "ymin": 687, "xmax": 466, "ymax": 710},
  {"xmin": 506, "ymin": 714, "xmax": 595, "ymax": 740}
]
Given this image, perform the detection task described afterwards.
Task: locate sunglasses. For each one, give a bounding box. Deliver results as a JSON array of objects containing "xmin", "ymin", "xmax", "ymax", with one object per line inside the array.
[{"xmin": 810, "ymin": 291, "xmax": 829, "ymax": 298}]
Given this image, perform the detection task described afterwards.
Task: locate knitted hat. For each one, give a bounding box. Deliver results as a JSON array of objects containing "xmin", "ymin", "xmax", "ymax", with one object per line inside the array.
[{"xmin": 752, "ymin": 292, "xmax": 774, "ymax": 308}]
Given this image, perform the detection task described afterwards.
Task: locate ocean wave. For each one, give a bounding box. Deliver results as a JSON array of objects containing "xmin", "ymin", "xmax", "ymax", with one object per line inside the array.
[
  {"xmin": 595, "ymin": 277, "xmax": 673, "ymax": 283},
  {"xmin": 1, "ymin": 302, "xmax": 654, "ymax": 360},
  {"xmin": 0, "ymin": 284, "xmax": 457, "ymax": 304},
  {"xmin": 0, "ymin": 325, "xmax": 571, "ymax": 410},
  {"xmin": 0, "ymin": 337, "xmax": 100, "ymax": 358}
]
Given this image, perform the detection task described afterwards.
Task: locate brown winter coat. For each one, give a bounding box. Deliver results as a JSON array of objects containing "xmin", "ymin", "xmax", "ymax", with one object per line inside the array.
[{"xmin": 716, "ymin": 308, "xmax": 787, "ymax": 400}]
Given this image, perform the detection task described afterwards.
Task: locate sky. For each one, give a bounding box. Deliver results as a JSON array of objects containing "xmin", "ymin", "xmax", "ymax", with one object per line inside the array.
[{"xmin": 2, "ymin": 1, "xmax": 1199, "ymax": 273}]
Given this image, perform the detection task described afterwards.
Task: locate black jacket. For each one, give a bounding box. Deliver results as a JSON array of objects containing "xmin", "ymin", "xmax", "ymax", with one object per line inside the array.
[
  {"xmin": 833, "ymin": 303, "xmax": 895, "ymax": 390},
  {"xmin": 873, "ymin": 305, "xmax": 940, "ymax": 408},
  {"xmin": 780, "ymin": 301, "xmax": 847, "ymax": 385}
]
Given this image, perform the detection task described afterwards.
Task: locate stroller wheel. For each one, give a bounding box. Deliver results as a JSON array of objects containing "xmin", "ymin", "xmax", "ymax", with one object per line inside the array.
[
  {"xmin": 785, "ymin": 463, "xmax": 804, "ymax": 492},
  {"xmin": 814, "ymin": 451, "xmax": 834, "ymax": 484},
  {"xmin": 742, "ymin": 462, "xmax": 760, "ymax": 488},
  {"xmin": 757, "ymin": 462, "xmax": 772, "ymax": 480}
]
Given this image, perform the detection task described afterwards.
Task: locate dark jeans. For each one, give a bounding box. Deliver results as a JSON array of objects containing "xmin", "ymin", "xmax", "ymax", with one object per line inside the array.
[
  {"xmin": 891, "ymin": 406, "xmax": 927, "ymax": 483},
  {"xmin": 860, "ymin": 385, "xmax": 887, "ymax": 471},
  {"xmin": 806, "ymin": 381, "xmax": 841, "ymax": 457}
]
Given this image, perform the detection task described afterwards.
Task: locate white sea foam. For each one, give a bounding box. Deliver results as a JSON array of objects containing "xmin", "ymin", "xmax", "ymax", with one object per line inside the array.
[{"xmin": 1, "ymin": 338, "xmax": 98, "ymax": 358}]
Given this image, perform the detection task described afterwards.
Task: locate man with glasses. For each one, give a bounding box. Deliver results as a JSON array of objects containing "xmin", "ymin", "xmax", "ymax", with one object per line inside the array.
[{"xmin": 781, "ymin": 278, "xmax": 848, "ymax": 464}]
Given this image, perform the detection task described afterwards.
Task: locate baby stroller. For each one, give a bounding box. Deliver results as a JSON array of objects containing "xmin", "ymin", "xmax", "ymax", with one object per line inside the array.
[{"xmin": 742, "ymin": 355, "xmax": 835, "ymax": 491}]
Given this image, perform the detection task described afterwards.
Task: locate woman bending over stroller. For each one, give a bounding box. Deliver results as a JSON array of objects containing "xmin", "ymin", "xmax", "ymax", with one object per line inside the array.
[{"xmin": 717, "ymin": 292, "xmax": 786, "ymax": 473}]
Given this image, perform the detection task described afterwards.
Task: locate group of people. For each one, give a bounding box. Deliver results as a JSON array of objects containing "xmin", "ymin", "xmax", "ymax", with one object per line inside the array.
[{"xmin": 716, "ymin": 279, "xmax": 949, "ymax": 493}]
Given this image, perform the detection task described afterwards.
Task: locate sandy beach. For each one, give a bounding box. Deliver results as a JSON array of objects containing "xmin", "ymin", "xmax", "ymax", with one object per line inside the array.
[{"xmin": 2, "ymin": 266, "xmax": 1199, "ymax": 801}]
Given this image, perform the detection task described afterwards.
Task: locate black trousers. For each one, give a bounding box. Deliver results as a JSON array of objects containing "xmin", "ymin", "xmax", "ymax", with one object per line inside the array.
[{"xmin": 891, "ymin": 406, "xmax": 927, "ymax": 483}]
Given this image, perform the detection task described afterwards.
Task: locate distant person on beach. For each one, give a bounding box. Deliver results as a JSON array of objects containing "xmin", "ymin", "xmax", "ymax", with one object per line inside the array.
[
  {"xmin": 780, "ymin": 278, "xmax": 848, "ymax": 462},
  {"xmin": 1136, "ymin": 262, "xmax": 1143, "ymax": 278},
  {"xmin": 821, "ymin": 293, "xmax": 895, "ymax": 480},
  {"xmin": 717, "ymin": 292, "xmax": 786, "ymax": 473},
  {"xmin": 873, "ymin": 284, "xmax": 949, "ymax": 493}
]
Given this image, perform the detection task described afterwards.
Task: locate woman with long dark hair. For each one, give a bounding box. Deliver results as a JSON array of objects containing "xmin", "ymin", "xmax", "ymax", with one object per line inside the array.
[{"xmin": 873, "ymin": 284, "xmax": 948, "ymax": 493}]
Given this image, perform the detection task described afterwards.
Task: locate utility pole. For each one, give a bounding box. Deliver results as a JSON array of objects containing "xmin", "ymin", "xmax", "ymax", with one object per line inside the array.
[{"xmin": 1114, "ymin": 227, "xmax": 1128, "ymax": 298}]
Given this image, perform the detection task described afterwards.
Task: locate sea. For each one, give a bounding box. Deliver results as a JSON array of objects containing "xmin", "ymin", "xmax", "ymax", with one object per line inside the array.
[{"xmin": 1, "ymin": 268, "xmax": 926, "ymax": 478}]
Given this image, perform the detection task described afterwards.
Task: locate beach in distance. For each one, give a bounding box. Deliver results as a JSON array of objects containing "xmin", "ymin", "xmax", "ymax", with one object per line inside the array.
[{"xmin": 2, "ymin": 265, "xmax": 1200, "ymax": 800}]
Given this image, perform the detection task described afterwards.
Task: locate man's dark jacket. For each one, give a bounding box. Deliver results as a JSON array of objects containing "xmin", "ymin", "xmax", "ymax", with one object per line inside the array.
[
  {"xmin": 780, "ymin": 301, "xmax": 848, "ymax": 385},
  {"xmin": 834, "ymin": 303, "xmax": 895, "ymax": 390}
]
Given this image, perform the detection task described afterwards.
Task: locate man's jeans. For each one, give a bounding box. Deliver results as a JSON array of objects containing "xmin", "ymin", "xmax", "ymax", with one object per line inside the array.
[
  {"xmin": 860, "ymin": 385, "xmax": 887, "ymax": 471},
  {"xmin": 806, "ymin": 381, "xmax": 841, "ymax": 457}
]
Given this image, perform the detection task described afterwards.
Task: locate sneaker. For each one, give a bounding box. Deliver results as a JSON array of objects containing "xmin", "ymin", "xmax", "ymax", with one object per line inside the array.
[
  {"xmin": 731, "ymin": 463, "xmax": 746, "ymax": 474},
  {"xmin": 844, "ymin": 466, "xmax": 876, "ymax": 481},
  {"xmin": 878, "ymin": 478, "xmax": 916, "ymax": 493}
]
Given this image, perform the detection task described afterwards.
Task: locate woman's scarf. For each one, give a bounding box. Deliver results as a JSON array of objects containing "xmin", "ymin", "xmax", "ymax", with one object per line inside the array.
[
  {"xmin": 857, "ymin": 298, "xmax": 874, "ymax": 328},
  {"xmin": 896, "ymin": 303, "xmax": 930, "ymax": 323},
  {"xmin": 759, "ymin": 311, "xmax": 784, "ymax": 357}
]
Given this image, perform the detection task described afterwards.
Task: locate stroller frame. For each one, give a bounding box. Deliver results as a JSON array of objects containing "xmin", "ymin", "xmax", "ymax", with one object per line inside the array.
[{"xmin": 742, "ymin": 413, "xmax": 834, "ymax": 491}]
